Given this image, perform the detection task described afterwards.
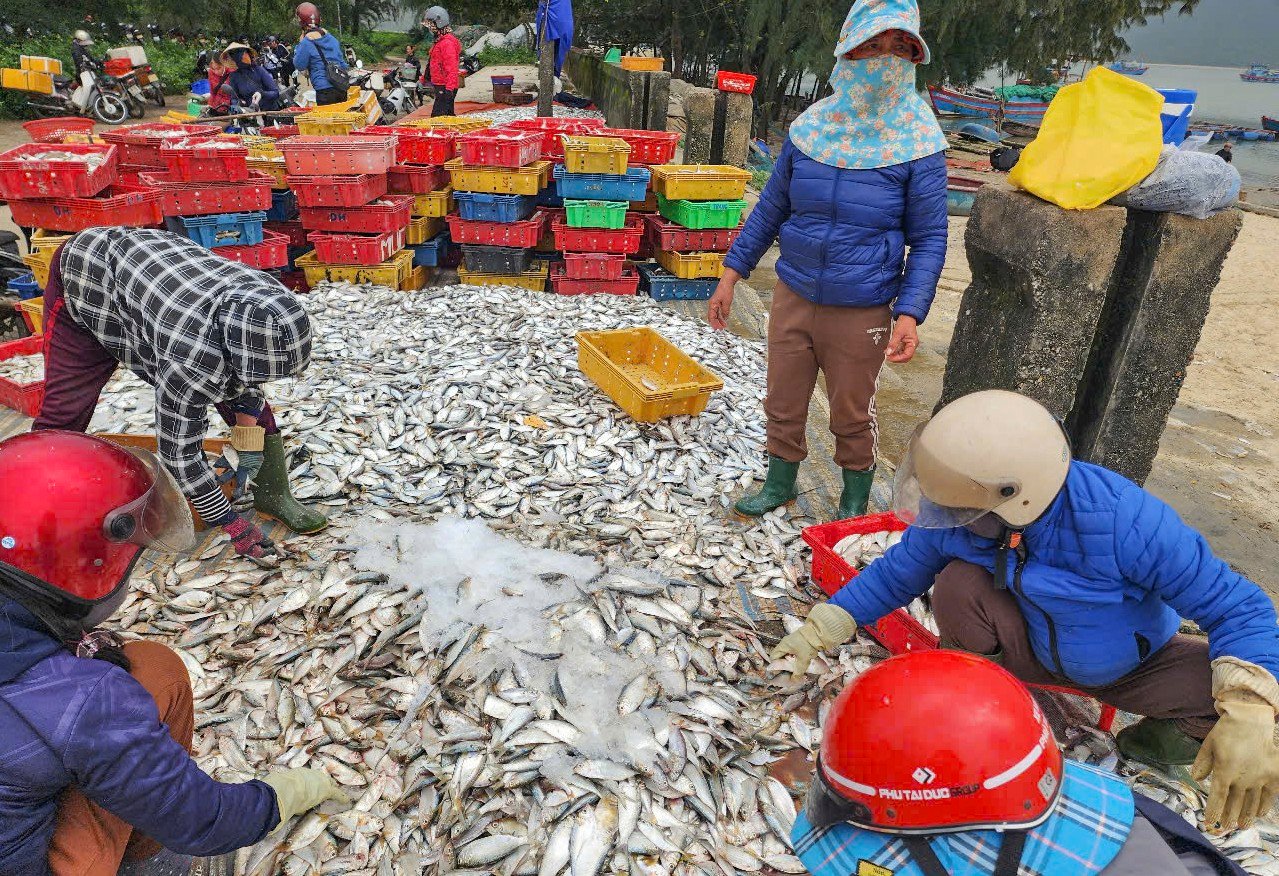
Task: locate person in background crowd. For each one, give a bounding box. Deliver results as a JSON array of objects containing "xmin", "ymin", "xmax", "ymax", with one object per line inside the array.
[
  {"xmin": 775, "ymin": 390, "xmax": 1279, "ymax": 835},
  {"xmin": 798, "ymin": 651, "xmax": 1247, "ymax": 876},
  {"xmin": 221, "ymin": 42, "xmax": 282, "ymax": 112},
  {"xmin": 423, "ymin": 6, "xmax": 461, "ymax": 117},
  {"xmin": 70, "ymin": 29, "xmax": 100, "ymax": 77},
  {"xmin": 292, "ymin": 1, "xmax": 349, "ymax": 106},
  {"xmin": 403, "ymin": 43, "xmax": 423, "ymax": 83},
  {"xmin": 0, "ymin": 432, "xmax": 347, "ymax": 876},
  {"xmin": 1216, "ymin": 141, "xmax": 1234, "ymax": 163},
  {"xmin": 706, "ymin": 0, "xmax": 949, "ymax": 523},
  {"xmin": 205, "ymin": 54, "xmax": 234, "ymax": 116}
]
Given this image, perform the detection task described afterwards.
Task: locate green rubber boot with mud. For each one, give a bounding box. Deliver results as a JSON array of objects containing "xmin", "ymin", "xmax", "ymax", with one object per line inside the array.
[
  {"xmin": 1116, "ymin": 717, "xmax": 1202, "ymax": 769},
  {"xmin": 253, "ymin": 434, "xmax": 329, "ymax": 534},
  {"xmin": 735, "ymin": 456, "xmax": 800, "ymax": 517},
  {"xmin": 836, "ymin": 467, "xmax": 875, "ymax": 520}
]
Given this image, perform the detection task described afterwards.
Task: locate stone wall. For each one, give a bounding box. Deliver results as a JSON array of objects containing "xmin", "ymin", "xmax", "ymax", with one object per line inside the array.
[{"xmin": 565, "ymin": 50, "xmax": 670, "ymax": 131}]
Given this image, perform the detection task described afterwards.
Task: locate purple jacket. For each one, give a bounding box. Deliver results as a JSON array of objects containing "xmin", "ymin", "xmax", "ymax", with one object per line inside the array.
[{"xmin": 0, "ymin": 598, "xmax": 278, "ymax": 874}]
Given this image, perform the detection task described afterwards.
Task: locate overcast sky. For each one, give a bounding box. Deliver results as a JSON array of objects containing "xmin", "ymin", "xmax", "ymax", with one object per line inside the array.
[{"xmin": 1123, "ymin": 0, "xmax": 1279, "ymax": 67}]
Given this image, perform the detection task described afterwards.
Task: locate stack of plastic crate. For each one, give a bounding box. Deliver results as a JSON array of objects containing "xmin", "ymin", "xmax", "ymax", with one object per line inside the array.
[
  {"xmin": 279, "ymin": 135, "xmax": 423, "ymax": 292},
  {"xmin": 501, "ymin": 117, "xmax": 607, "ymax": 215},
  {"xmin": 237, "ymin": 134, "xmax": 307, "ymax": 285},
  {"xmin": 640, "ymin": 164, "xmax": 751, "ymax": 302},
  {"xmin": 445, "ymin": 129, "xmax": 554, "ymax": 292},
  {"xmin": 360, "ymin": 125, "xmax": 459, "ymax": 273}
]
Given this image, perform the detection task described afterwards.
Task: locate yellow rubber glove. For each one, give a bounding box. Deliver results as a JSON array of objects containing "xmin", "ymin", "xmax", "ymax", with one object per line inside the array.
[
  {"xmin": 1191, "ymin": 658, "xmax": 1279, "ymax": 832},
  {"xmin": 263, "ymin": 768, "xmax": 350, "ymax": 830},
  {"xmin": 770, "ymin": 603, "xmax": 857, "ymax": 678}
]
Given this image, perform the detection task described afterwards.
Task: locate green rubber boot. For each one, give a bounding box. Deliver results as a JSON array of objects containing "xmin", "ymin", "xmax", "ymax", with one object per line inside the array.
[
  {"xmin": 253, "ymin": 434, "xmax": 329, "ymax": 534},
  {"xmin": 836, "ymin": 467, "xmax": 875, "ymax": 520},
  {"xmin": 1115, "ymin": 717, "xmax": 1202, "ymax": 769},
  {"xmin": 734, "ymin": 456, "xmax": 800, "ymax": 517}
]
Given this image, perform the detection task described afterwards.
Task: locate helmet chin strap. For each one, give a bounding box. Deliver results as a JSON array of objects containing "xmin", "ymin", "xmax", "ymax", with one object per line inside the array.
[{"xmin": 904, "ymin": 831, "xmax": 1028, "ymax": 876}]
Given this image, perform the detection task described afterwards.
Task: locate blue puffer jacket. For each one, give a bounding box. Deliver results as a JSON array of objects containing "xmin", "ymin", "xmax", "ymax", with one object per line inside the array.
[
  {"xmin": 0, "ymin": 598, "xmax": 277, "ymax": 874},
  {"xmin": 292, "ymin": 29, "xmax": 346, "ymax": 91},
  {"xmin": 723, "ymin": 138, "xmax": 948, "ymax": 322},
  {"xmin": 832, "ymin": 462, "xmax": 1279, "ymax": 687}
]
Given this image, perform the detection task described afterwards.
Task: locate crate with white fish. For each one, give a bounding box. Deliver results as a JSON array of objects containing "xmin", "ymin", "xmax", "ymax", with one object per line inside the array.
[
  {"xmin": 0, "ymin": 336, "xmax": 46, "ymax": 418},
  {"xmin": 575, "ymin": 327, "xmax": 723, "ymax": 422}
]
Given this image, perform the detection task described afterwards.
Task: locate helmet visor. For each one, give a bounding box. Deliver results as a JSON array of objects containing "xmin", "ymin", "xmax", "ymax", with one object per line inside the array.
[
  {"xmin": 102, "ymin": 448, "xmax": 196, "ymax": 554},
  {"xmin": 892, "ymin": 424, "xmax": 1008, "ymax": 529}
]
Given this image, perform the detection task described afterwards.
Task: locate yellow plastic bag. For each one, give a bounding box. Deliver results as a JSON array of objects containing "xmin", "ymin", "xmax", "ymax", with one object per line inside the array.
[{"xmin": 1009, "ymin": 67, "xmax": 1164, "ymax": 210}]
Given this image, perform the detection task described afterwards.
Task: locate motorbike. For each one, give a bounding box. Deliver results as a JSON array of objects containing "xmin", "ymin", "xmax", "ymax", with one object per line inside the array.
[
  {"xmin": 108, "ymin": 70, "xmax": 148, "ymax": 118},
  {"xmin": 22, "ymin": 69, "xmax": 131, "ymax": 125},
  {"xmin": 397, "ymin": 62, "xmax": 422, "ymax": 108}
]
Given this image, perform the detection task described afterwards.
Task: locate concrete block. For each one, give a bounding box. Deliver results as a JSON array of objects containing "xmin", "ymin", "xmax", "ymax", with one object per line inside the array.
[
  {"xmin": 717, "ymin": 92, "xmax": 752, "ymax": 168},
  {"xmin": 645, "ymin": 71, "xmax": 671, "ymax": 131},
  {"xmin": 939, "ymin": 183, "xmax": 1127, "ymax": 419},
  {"xmin": 683, "ymin": 89, "xmax": 716, "ymax": 164},
  {"xmin": 1068, "ymin": 207, "xmax": 1243, "ymax": 484}
]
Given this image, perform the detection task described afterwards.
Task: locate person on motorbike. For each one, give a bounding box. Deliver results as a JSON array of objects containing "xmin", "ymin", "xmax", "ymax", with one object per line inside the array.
[
  {"xmin": 423, "ymin": 6, "xmax": 461, "ymax": 117},
  {"xmin": 222, "ymin": 43, "xmax": 281, "ymax": 112},
  {"xmin": 292, "ymin": 2, "xmax": 349, "ymax": 106},
  {"xmin": 70, "ymin": 30, "xmax": 100, "ymax": 77}
]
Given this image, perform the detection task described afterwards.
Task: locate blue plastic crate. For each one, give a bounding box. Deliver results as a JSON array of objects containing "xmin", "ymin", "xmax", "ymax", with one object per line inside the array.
[
  {"xmin": 166, "ymin": 212, "xmax": 267, "ymax": 249},
  {"xmin": 553, "ymin": 165, "xmax": 651, "ymax": 202},
  {"xmin": 535, "ymin": 184, "xmax": 564, "ymax": 208},
  {"xmin": 410, "ymin": 233, "xmax": 453, "ymax": 268},
  {"xmin": 266, "ymin": 189, "xmax": 298, "ymax": 222},
  {"xmin": 454, "ymin": 191, "xmax": 537, "ymax": 223},
  {"xmin": 637, "ymin": 262, "xmax": 716, "ymax": 302},
  {"xmin": 6, "ymin": 273, "xmax": 41, "ymax": 300}
]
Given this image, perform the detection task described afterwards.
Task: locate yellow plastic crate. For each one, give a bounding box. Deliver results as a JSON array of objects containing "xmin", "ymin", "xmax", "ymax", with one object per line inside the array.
[
  {"xmin": 405, "ymin": 265, "xmax": 430, "ymax": 290},
  {"xmin": 457, "ymin": 262, "xmax": 550, "ymax": 292},
  {"xmin": 648, "ymin": 165, "xmax": 752, "ymax": 201},
  {"xmin": 576, "ymin": 327, "xmax": 723, "ymax": 422},
  {"xmin": 655, "ymin": 249, "xmax": 726, "ymax": 279},
  {"xmin": 247, "ymin": 156, "xmax": 289, "ymax": 188},
  {"xmin": 1, "ymin": 68, "xmax": 53, "ymax": 95},
  {"xmin": 31, "ymin": 229, "xmax": 72, "ymax": 254},
  {"xmin": 398, "ymin": 116, "xmax": 490, "ymax": 133},
  {"xmin": 297, "ymin": 112, "xmax": 366, "ymax": 136},
  {"xmin": 444, "ymin": 159, "xmax": 551, "ymax": 196},
  {"xmin": 239, "ymin": 135, "xmax": 281, "ymax": 158},
  {"xmin": 562, "ymin": 135, "xmax": 631, "ymax": 176},
  {"xmin": 412, "ymin": 187, "xmax": 455, "ymax": 218},
  {"xmin": 22, "ymin": 250, "xmax": 54, "ymax": 289},
  {"xmin": 14, "ymin": 297, "xmax": 43, "ymax": 335},
  {"xmin": 620, "ymin": 56, "xmax": 665, "ymax": 72},
  {"xmin": 20, "ymin": 55, "xmax": 63, "ymax": 75},
  {"xmin": 294, "ymin": 249, "xmax": 414, "ymax": 288},
  {"xmin": 405, "ymin": 215, "xmax": 445, "ymax": 245}
]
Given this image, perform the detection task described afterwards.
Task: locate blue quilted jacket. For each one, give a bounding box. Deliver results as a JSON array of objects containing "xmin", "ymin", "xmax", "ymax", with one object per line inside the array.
[
  {"xmin": 832, "ymin": 462, "xmax": 1279, "ymax": 687},
  {"xmin": 722, "ymin": 138, "xmax": 949, "ymax": 322},
  {"xmin": 0, "ymin": 599, "xmax": 278, "ymax": 875}
]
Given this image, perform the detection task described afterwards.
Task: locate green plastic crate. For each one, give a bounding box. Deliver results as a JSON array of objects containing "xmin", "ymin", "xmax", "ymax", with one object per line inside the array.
[
  {"xmin": 564, "ymin": 199, "xmax": 629, "ymax": 230},
  {"xmin": 656, "ymin": 193, "xmax": 749, "ymax": 230}
]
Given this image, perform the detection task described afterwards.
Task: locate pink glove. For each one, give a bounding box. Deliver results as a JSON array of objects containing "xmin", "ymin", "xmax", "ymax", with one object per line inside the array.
[{"xmin": 222, "ymin": 513, "xmax": 275, "ymax": 559}]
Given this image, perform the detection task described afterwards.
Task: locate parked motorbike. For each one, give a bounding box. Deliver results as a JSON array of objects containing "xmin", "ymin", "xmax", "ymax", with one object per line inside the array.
[
  {"xmin": 108, "ymin": 70, "xmax": 148, "ymax": 118},
  {"xmin": 22, "ymin": 69, "xmax": 130, "ymax": 125}
]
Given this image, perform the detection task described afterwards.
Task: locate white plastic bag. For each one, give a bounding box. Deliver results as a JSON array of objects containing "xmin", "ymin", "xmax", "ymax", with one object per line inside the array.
[{"xmin": 1119, "ymin": 145, "xmax": 1241, "ymax": 219}]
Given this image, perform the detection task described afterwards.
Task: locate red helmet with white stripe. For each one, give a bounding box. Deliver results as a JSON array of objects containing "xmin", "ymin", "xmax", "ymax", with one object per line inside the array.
[{"xmin": 806, "ymin": 650, "xmax": 1063, "ymax": 833}]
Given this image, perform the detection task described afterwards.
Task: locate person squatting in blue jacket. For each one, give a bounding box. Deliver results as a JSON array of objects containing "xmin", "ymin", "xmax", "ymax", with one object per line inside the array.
[
  {"xmin": 0, "ymin": 432, "xmax": 347, "ymax": 876},
  {"xmin": 220, "ymin": 43, "xmax": 282, "ymax": 112},
  {"xmin": 708, "ymin": 0, "xmax": 949, "ymax": 522},
  {"xmin": 774, "ymin": 390, "xmax": 1279, "ymax": 836}
]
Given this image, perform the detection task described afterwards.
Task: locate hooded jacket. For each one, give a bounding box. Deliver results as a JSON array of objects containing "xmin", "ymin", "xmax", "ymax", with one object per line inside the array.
[
  {"xmin": 0, "ymin": 597, "xmax": 277, "ymax": 874},
  {"xmin": 292, "ymin": 28, "xmax": 347, "ymax": 92},
  {"xmin": 226, "ymin": 61, "xmax": 281, "ymax": 110}
]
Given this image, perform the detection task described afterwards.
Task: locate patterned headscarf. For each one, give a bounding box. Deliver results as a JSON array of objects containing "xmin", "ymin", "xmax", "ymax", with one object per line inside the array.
[{"xmin": 789, "ymin": 0, "xmax": 948, "ymax": 170}]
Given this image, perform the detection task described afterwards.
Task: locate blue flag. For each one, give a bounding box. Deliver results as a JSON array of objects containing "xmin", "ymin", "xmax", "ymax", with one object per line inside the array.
[{"xmin": 536, "ymin": 0, "xmax": 574, "ymax": 76}]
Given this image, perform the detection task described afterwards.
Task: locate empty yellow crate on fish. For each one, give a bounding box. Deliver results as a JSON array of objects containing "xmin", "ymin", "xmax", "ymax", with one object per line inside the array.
[
  {"xmin": 561, "ymin": 135, "xmax": 631, "ymax": 175},
  {"xmin": 405, "ymin": 265, "xmax": 430, "ymax": 290},
  {"xmin": 576, "ymin": 327, "xmax": 723, "ymax": 422},
  {"xmin": 1, "ymin": 68, "xmax": 54, "ymax": 95},
  {"xmin": 457, "ymin": 262, "xmax": 550, "ymax": 292},
  {"xmin": 15, "ymin": 297, "xmax": 43, "ymax": 335},
  {"xmin": 31, "ymin": 229, "xmax": 73, "ymax": 254},
  {"xmin": 655, "ymin": 249, "xmax": 726, "ymax": 280},
  {"xmin": 398, "ymin": 116, "xmax": 490, "ymax": 133},
  {"xmin": 21, "ymin": 55, "xmax": 63, "ymax": 75},
  {"xmin": 412, "ymin": 187, "xmax": 455, "ymax": 218},
  {"xmin": 405, "ymin": 215, "xmax": 444, "ymax": 245},
  {"xmin": 294, "ymin": 248, "xmax": 415, "ymax": 289},
  {"xmin": 22, "ymin": 249, "xmax": 54, "ymax": 289},
  {"xmin": 620, "ymin": 56, "xmax": 664, "ymax": 72},
  {"xmin": 648, "ymin": 165, "xmax": 752, "ymax": 201},
  {"xmin": 297, "ymin": 112, "xmax": 366, "ymax": 136},
  {"xmin": 444, "ymin": 159, "xmax": 551, "ymax": 196}
]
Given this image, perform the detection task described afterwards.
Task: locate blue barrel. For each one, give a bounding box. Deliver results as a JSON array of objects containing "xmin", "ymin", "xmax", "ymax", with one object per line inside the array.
[{"xmin": 1156, "ymin": 88, "xmax": 1197, "ymax": 145}]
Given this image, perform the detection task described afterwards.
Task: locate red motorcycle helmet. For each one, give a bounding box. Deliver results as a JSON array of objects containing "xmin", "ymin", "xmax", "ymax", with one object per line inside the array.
[
  {"xmin": 296, "ymin": 2, "xmax": 321, "ymax": 27},
  {"xmin": 0, "ymin": 432, "xmax": 194, "ymax": 604},
  {"xmin": 807, "ymin": 650, "xmax": 1063, "ymax": 834}
]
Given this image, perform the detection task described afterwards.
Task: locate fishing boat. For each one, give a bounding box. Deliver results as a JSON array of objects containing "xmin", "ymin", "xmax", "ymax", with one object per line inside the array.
[
  {"xmin": 1263, "ymin": 116, "xmax": 1279, "ymax": 133},
  {"xmin": 946, "ymin": 176, "xmax": 985, "ymax": 217},
  {"xmin": 927, "ymin": 84, "xmax": 1051, "ymax": 126},
  {"xmin": 1240, "ymin": 64, "xmax": 1279, "ymax": 83},
  {"xmin": 1107, "ymin": 60, "xmax": 1149, "ymax": 76}
]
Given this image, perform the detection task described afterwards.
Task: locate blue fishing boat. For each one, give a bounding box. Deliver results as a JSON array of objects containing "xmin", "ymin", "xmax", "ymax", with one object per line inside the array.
[
  {"xmin": 946, "ymin": 176, "xmax": 984, "ymax": 217},
  {"xmin": 1263, "ymin": 116, "xmax": 1279, "ymax": 133},
  {"xmin": 1240, "ymin": 64, "xmax": 1279, "ymax": 83},
  {"xmin": 1107, "ymin": 60, "xmax": 1149, "ymax": 76},
  {"xmin": 928, "ymin": 84, "xmax": 1050, "ymax": 126}
]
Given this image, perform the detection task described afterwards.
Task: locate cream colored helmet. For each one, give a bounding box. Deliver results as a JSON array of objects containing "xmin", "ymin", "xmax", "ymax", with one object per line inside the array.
[{"xmin": 893, "ymin": 390, "xmax": 1071, "ymax": 529}]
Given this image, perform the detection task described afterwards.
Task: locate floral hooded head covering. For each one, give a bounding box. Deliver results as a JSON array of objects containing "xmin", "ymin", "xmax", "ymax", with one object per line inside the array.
[{"xmin": 789, "ymin": 0, "xmax": 948, "ymax": 170}]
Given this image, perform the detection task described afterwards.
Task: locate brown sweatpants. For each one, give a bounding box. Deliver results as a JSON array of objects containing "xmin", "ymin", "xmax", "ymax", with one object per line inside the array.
[
  {"xmin": 47, "ymin": 641, "xmax": 195, "ymax": 876},
  {"xmin": 766, "ymin": 282, "xmax": 892, "ymax": 471},
  {"xmin": 932, "ymin": 560, "xmax": 1219, "ymax": 738}
]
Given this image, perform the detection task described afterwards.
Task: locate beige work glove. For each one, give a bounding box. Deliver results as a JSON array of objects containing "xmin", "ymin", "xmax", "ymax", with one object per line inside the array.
[
  {"xmin": 1191, "ymin": 657, "xmax": 1279, "ymax": 832},
  {"xmin": 264, "ymin": 767, "xmax": 350, "ymax": 830},
  {"xmin": 770, "ymin": 603, "xmax": 857, "ymax": 678}
]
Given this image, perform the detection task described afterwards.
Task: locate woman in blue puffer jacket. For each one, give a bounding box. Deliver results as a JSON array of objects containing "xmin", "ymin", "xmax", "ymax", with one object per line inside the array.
[{"xmin": 709, "ymin": 0, "xmax": 949, "ymax": 521}]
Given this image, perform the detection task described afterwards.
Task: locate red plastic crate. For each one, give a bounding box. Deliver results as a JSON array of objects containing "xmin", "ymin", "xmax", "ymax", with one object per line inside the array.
[
  {"xmin": 213, "ymin": 229, "xmax": 291, "ymax": 270},
  {"xmin": 503, "ymin": 118, "xmax": 605, "ymax": 160},
  {"xmin": 160, "ymin": 136, "xmax": 250, "ymax": 182},
  {"xmin": 357, "ymin": 126, "xmax": 457, "ymax": 165},
  {"xmin": 101, "ymin": 122, "xmax": 223, "ymax": 167},
  {"xmin": 137, "ymin": 170, "xmax": 273, "ymax": 216},
  {"xmin": 8, "ymin": 186, "xmax": 164, "ymax": 231},
  {"xmin": 287, "ymin": 172, "xmax": 389, "ymax": 209},
  {"xmin": 296, "ymin": 195, "xmax": 413, "ymax": 234},
  {"xmin": 387, "ymin": 164, "xmax": 447, "ymax": 195},
  {"xmin": 643, "ymin": 213, "xmax": 743, "ymax": 253},
  {"xmin": 446, "ymin": 211, "xmax": 548, "ymax": 248},
  {"xmin": 278, "ymin": 135, "xmax": 397, "ymax": 176},
  {"xmin": 104, "ymin": 58, "xmax": 133, "ymax": 76},
  {"xmin": 551, "ymin": 214, "xmax": 644, "ymax": 254},
  {"xmin": 261, "ymin": 125, "xmax": 299, "ymax": 139},
  {"xmin": 22, "ymin": 116, "xmax": 96, "ymax": 144},
  {"xmin": 598, "ymin": 129, "xmax": 681, "ymax": 166},
  {"xmin": 307, "ymin": 228, "xmax": 406, "ymax": 265},
  {"xmin": 550, "ymin": 263, "xmax": 639, "ymax": 296},
  {"xmin": 456, "ymin": 130, "xmax": 543, "ymax": 168},
  {"xmin": 0, "ymin": 336, "xmax": 45, "ymax": 418},
  {"xmin": 0, "ymin": 142, "xmax": 118, "ymax": 199},
  {"xmin": 277, "ymin": 269, "xmax": 310, "ymax": 293},
  {"xmin": 264, "ymin": 220, "xmax": 307, "ymax": 248},
  {"xmin": 562, "ymin": 252, "xmax": 627, "ymax": 281},
  {"xmin": 716, "ymin": 70, "xmax": 758, "ymax": 95}
]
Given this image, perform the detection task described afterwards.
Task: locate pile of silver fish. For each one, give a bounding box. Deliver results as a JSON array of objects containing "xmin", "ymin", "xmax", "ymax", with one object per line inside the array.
[
  {"xmin": 0, "ymin": 351, "xmax": 45, "ymax": 384},
  {"xmin": 469, "ymin": 106, "xmax": 607, "ymax": 127}
]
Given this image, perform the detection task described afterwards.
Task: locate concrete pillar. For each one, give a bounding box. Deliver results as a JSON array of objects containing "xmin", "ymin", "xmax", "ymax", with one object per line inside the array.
[
  {"xmin": 683, "ymin": 89, "xmax": 716, "ymax": 164},
  {"xmin": 645, "ymin": 71, "xmax": 671, "ymax": 132},
  {"xmin": 713, "ymin": 92, "xmax": 752, "ymax": 167}
]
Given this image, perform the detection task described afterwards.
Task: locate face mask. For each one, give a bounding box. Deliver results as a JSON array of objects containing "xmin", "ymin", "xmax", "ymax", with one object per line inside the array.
[{"xmin": 829, "ymin": 53, "xmax": 914, "ymax": 108}]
